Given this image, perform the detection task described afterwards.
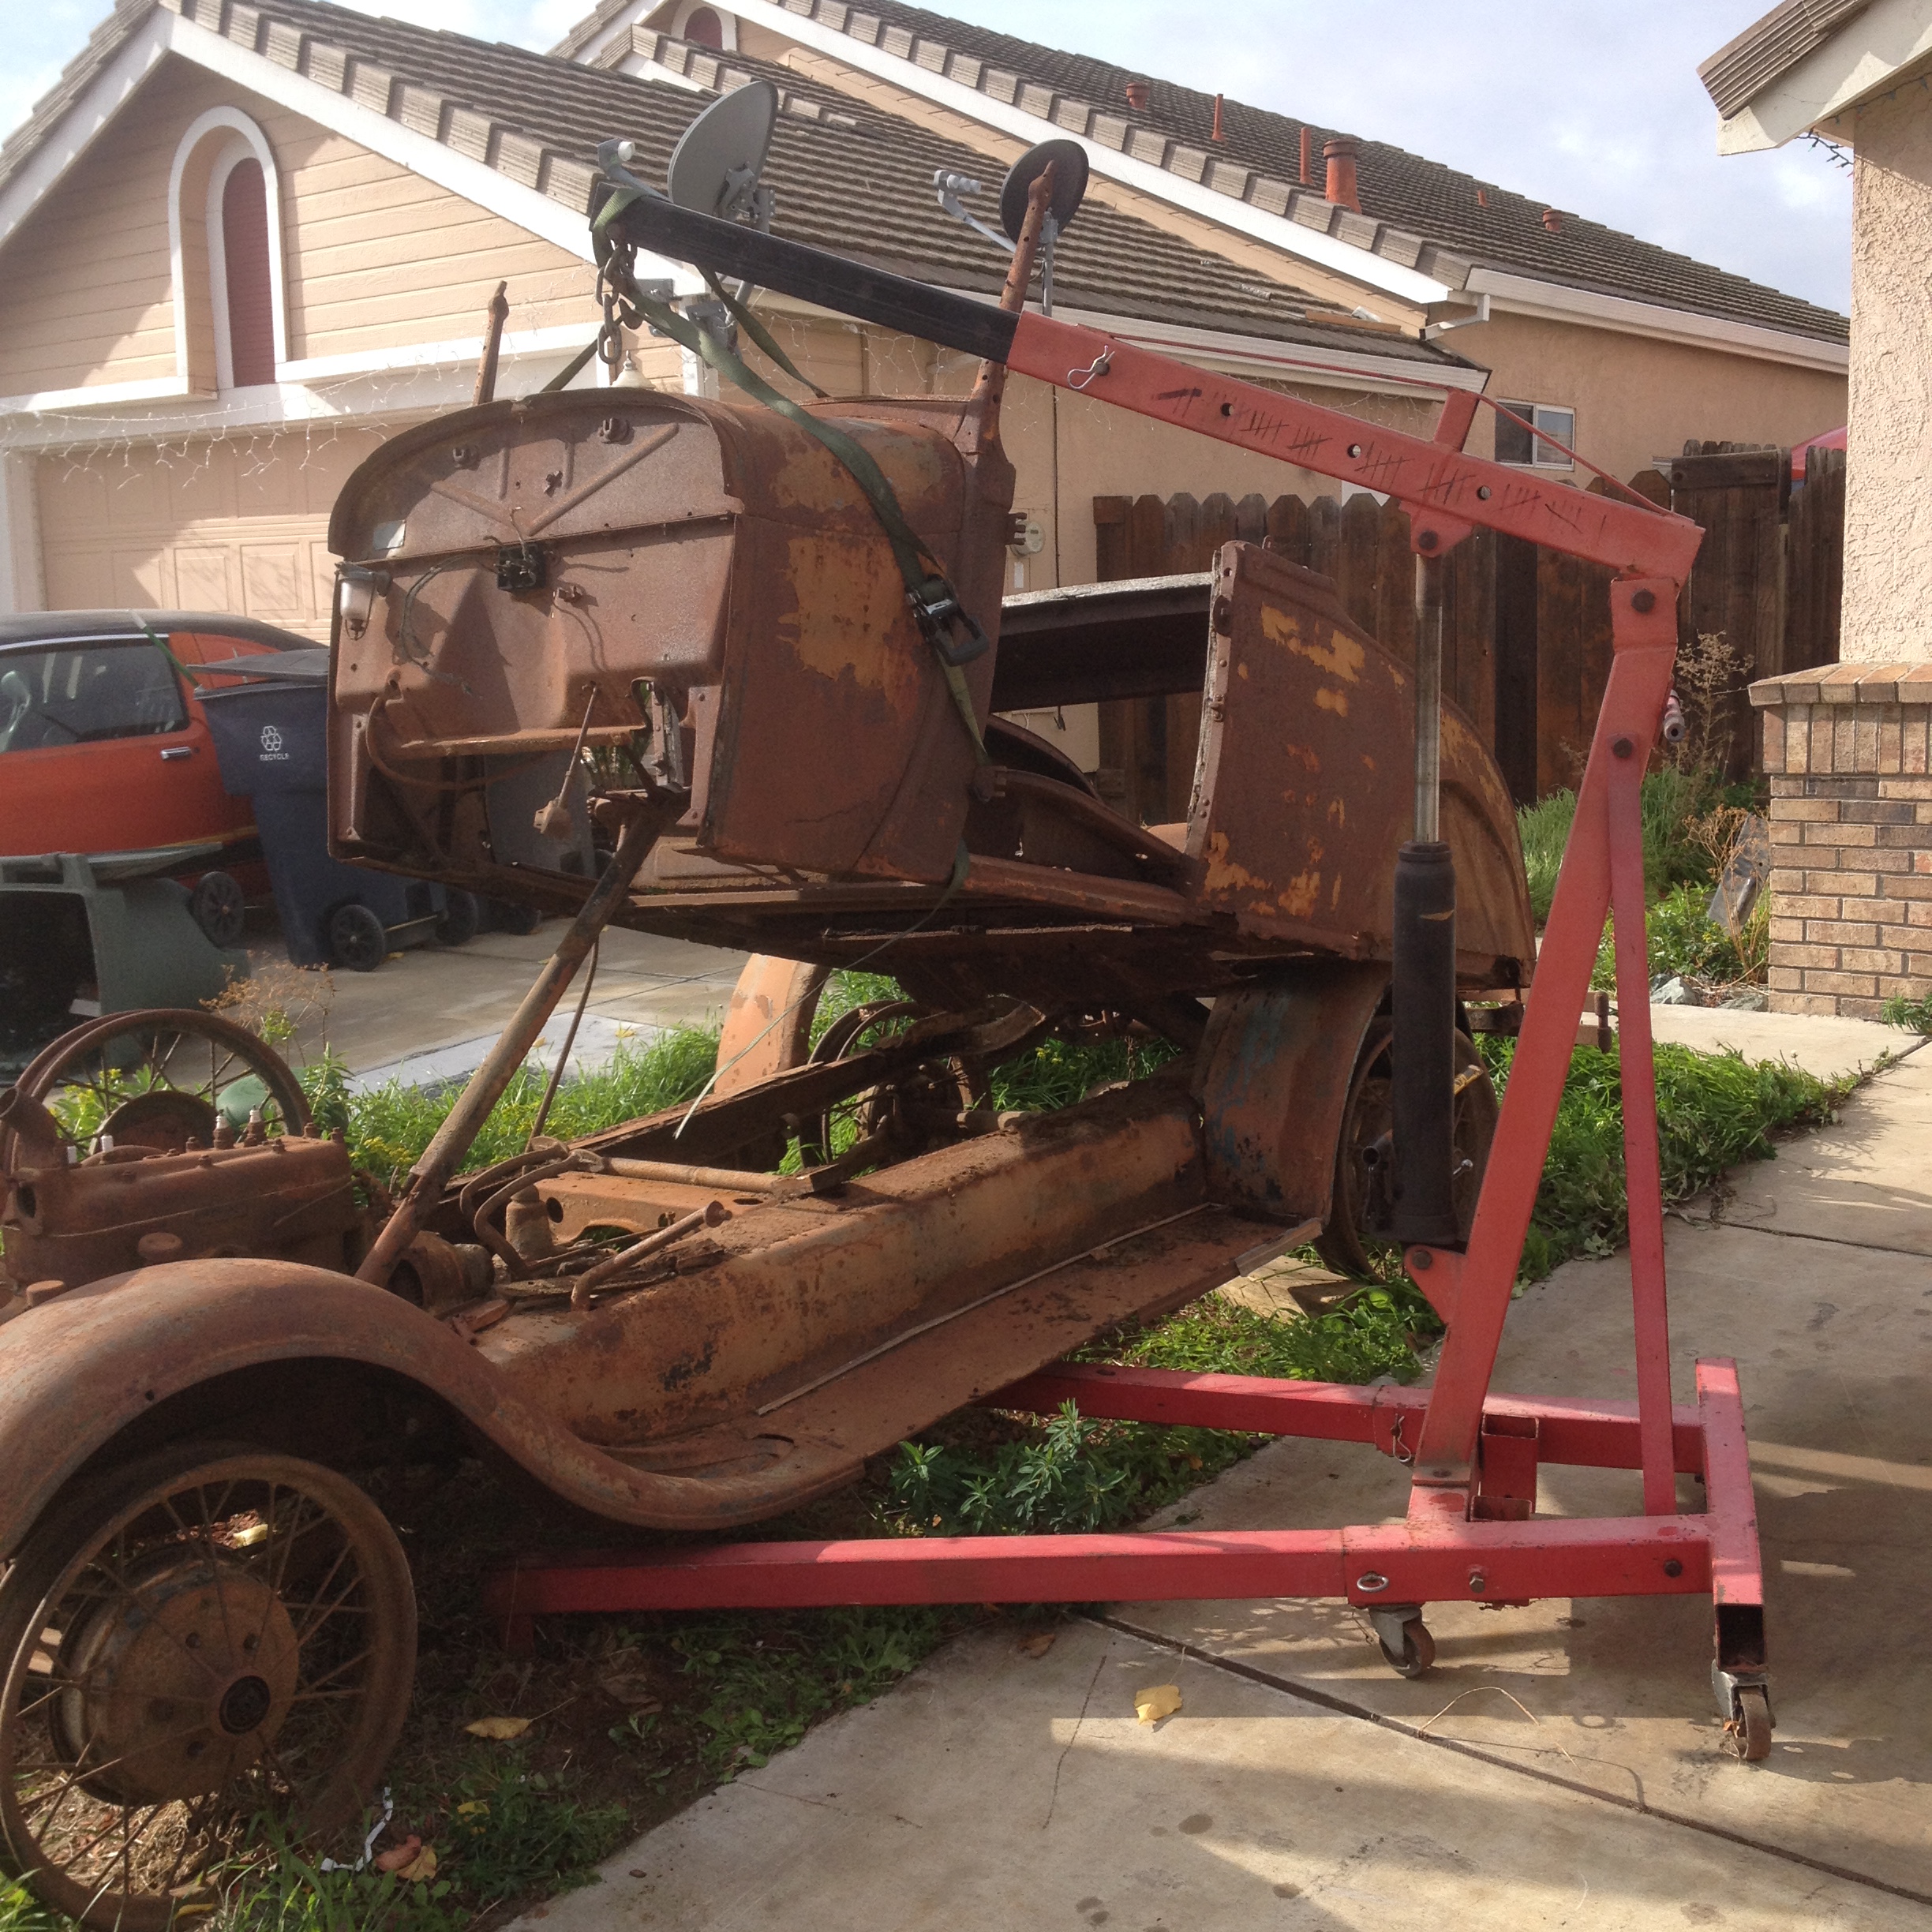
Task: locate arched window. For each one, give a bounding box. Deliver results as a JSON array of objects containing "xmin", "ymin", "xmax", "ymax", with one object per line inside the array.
[
  {"xmin": 219, "ymin": 159, "xmax": 275, "ymax": 387},
  {"xmin": 167, "ymin": 107, "xmax": 287, "ymax": 394},
  {"xmin": 668, "ymin": 3, "xmax": 734, "ymax": 49}
]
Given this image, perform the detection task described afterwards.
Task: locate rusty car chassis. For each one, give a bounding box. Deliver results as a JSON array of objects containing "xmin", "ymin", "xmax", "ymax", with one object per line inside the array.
[{"xmin": 0, "ymin": 155, "xmax": 1746, "ymax": 1926}]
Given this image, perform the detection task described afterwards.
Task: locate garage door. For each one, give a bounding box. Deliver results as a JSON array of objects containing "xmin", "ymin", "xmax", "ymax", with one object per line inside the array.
[{"xmin": 36, "ymin": 424, "xmax": 391, "ymax": 639}]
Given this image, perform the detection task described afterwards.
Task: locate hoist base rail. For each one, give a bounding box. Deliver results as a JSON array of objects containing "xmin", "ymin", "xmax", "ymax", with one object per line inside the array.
[{"xmin": 484, "ymin": 1357, "xmax": 1766, "ymax": 1735}]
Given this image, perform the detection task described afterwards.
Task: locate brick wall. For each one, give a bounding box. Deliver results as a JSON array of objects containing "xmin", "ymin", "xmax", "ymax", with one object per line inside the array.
[{"xmin": 1750, "ymin": 664, "xmax": 1932, "ymax": 1018}]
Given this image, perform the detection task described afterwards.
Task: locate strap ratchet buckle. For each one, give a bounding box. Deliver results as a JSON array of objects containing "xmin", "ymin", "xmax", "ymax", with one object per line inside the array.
[{"xmin": 909, "ymin": 578, "xmax": 988, "ymax": 668}]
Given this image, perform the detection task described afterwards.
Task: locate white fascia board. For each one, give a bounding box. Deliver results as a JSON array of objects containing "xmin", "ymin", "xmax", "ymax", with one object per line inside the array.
[
  {"xmin": 0, "ymin": 375, "xmax": 200, "ymax": 415},
  {"xmin": 0, "ymin": 350, "xmax": 605, "ymax": 451},
  {"xmin": 717, "ymin": 0, "xmax": 1450, "ymax": 308},
  {"xmin": 1043, "ymin": 305, "xmax": 1487, "ymax": 397},
  {"xmin": 1711, "ymin": 0, "xmax": 1932, "ymax": 151},
  {"xmin": 277, "ymin": 320, "xmax": 598, "ymax": 383},
  {"xmin": 1466, "ymin": 268, "xmax": 1849, "ymax": 374},
  {"xmin": 0, "ymin": 13, "xmax": 174, "ymax": 253}
]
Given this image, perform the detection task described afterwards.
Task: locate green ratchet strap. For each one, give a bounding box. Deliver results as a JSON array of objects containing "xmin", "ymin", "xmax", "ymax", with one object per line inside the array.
[{"xmin": 591, "ymin": 191, "xmax": 990, "ymax": 764}]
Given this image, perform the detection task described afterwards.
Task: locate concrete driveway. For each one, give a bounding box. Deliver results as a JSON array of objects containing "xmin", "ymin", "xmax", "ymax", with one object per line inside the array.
[{"xmin": 514, "ymin": 1017, "xmax": 1932, "ymax": 1930}]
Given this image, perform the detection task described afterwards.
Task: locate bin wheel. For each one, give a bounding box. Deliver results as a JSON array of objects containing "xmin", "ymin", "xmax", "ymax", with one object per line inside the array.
[
  {"xmin": 0, "ymin": 1442, "xmax": 415, "ymax": 1930},
  {"xmin": 434, "ymin": 889, "xmax": 481, "ymax": 948},
  {"xmin": 1726, "ymin": 1686, "xmax": 1773, "ymax": 1763},
  {"xmin": 328, "ymin": 904, "xmax": 388, "ymax": 973},
  {"xmin": 490, "ymin": 897, "xmax": 544, "ymax": 937},
  {"xmin": 1376, "ymin": 1617, "xmax": 1436, "ymax": 1679},
  {"xmin": 189, "ymin": 870, "xmax": 245, "ymax": 949}
]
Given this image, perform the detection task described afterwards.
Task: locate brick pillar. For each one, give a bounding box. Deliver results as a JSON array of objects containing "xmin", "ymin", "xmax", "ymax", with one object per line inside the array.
[{"xmin": 1749, "ymin": 664, "xmax": 1932, "ymax": 1017}]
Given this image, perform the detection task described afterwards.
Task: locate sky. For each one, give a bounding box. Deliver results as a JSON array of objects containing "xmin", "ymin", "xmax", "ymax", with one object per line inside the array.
[{"xmin": 1, "ymin": 0, "xmax": 1855, "ymax": 313}]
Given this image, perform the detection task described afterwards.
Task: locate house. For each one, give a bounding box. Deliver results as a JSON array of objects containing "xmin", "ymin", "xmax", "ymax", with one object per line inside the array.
[
  {"xmin": 0, "ymin": 0, "xmax": 1481, "ymax": 652},
  {"xmin": 556, "ymin": 0, "xmax": 1852, "ymax": 489},
  {"xmin": 1699, "ymin": 0, "xmax": 1932, "ymax": 1021},
  {"xmin": 0, "ymin": 0, "xmax": 1852, "ymax": 798}
]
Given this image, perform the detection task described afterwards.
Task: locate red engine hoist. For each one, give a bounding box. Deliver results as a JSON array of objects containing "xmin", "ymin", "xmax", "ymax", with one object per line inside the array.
[{"xmin": 483, "ymin": 152, "xmax": 1769, "ymax": 1759}]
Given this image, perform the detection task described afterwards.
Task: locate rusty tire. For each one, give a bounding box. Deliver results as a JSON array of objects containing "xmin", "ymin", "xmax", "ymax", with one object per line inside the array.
[
  {"xmin": 1318, "ymin": 1023, "xmax": 1497, "ymax": 1278},
  {"xmin": 5, "ymin": 1009, "xmax": 312, "ymax": 1166},
  {"xmin": 0, "ymin": 1443, "xmax": 415, "ymax": 1930},
  {"xmin": 1726, "ymin": 1686, "xmax": 1774, "ymax": 1764}
]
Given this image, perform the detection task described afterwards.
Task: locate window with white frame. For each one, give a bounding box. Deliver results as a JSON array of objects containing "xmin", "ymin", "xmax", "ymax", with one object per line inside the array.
[{"xmin": 1495, "ymin": 399, "xmax": 1575, "ymax": 469}]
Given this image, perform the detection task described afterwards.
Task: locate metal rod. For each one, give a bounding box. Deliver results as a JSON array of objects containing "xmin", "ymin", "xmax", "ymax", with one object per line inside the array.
[
  {"xmin": 571, "ymin": 1199, "xmax": 727, "ymax": 1307},
  {"xmin": 473, "ymin": 281, "xmax": 509, "ymax": 407},
  {"xmin": 357, "ymin": 811, "xmax": 661, "ymax": 1286},
  {"xmin": 1413, "ymin": 550, "xmax": 1445, "ymax": 842},
  {"xmin": 603, "ymin": 1156, "xmax": 793, "ymax": 1194}
]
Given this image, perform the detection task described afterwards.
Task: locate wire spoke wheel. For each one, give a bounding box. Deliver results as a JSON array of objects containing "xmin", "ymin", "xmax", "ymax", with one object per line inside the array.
[
  {"xmin": 1319, "ymin": 1019, "xmax": 1499, "ymax": 1278},
  {"xmin": 3, "ymin": 1009, "xmax": 311, "ymax": 1162},
  {"xmin": 0, "ymin": 1447, "xmax": 415, "ymax": 1930}
]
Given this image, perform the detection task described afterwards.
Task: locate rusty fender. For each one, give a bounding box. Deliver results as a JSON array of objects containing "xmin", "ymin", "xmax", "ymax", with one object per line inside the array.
[{"xmin": 0, "ymin": 1260, "xmax": 870, "ymax": 1557}]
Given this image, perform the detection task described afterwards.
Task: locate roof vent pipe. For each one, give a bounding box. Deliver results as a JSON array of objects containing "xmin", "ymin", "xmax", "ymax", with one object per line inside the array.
[
  {"xmin": 1125, "ymin": 79, "xmax": 1149, "ymax": 110},
  {"xmin": 1211, "ymin": 92, "xmax": 1224, "ymax": 141},
  {"xmin": 1324, "ymin": 136, "xmax": 1360, "ymax": 212},
  {"xmin": 1542, "ymin": 208, "xmax": 1562, "ymax": 231}
]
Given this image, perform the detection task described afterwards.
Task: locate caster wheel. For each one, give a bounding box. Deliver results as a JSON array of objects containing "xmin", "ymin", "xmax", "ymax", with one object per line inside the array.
[
  {"xmin": 1726, "ymin": 1685, "xmax": 1773, "ymax": 1762},
  {"xmin": 1376, "ymin": 1618, "xmax": 1436, "ymax": 1679},
  {"xmin": 328, "ymin": 902, "xmax": 388, "ymax": 973},
  {"xmin": 489, "ymin": 897, "xmax": 544, "ymax": 937},
  {"xmin": 189, "ymin": 869, "xmax": 246, "ymax": 948},
  {"xmin": 434, "ymin": 888, "xmax": 481, "ymax": 947}
]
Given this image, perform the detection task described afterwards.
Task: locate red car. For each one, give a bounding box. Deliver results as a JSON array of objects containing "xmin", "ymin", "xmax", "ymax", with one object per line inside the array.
[{"xmin": 0, "ymin": 609, "xmax": 309, "ymax": 938}]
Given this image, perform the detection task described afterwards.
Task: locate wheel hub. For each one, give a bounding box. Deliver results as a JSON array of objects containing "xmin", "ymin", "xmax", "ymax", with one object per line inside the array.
[{"xmin": 54, "ymin": 1554, "xmax": 300, "ymax": 1804}]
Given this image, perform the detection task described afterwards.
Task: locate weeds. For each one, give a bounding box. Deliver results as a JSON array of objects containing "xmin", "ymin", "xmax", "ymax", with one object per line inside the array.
[
  {"xmin": 1483, "ymin": 1035, "xmax": 1845, "ymax": 1279},
  {"xmin": 1883, "ymin": 991, "xmax": 1932, "ymax": 1035},
  {"xmin": 1591, "ymin": 880, "xmax": 1769, "ymax": 994}
]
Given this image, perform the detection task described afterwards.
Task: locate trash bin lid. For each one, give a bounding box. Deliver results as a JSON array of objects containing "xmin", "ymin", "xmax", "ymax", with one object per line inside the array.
[{"xmin": 194, "ymin": 648, "xmax": 331, "ymax": 687}]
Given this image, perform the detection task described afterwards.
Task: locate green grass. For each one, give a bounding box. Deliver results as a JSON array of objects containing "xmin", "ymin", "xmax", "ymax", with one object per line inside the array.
[{"xmin": 1483, "ymin": 1035, "xmax": 1846, "ymax": 1280}]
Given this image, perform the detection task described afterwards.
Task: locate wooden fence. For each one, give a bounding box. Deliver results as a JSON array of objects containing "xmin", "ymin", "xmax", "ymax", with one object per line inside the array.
[{"xmin": 1092, "ymin": 438, "xmax": 1845, "ymax": 815}]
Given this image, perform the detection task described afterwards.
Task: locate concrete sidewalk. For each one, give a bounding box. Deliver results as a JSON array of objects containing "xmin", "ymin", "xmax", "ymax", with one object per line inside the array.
[
  {"xmin": 514, "ymin": 1012, "xmax": 1932, "ymax": 1930},
  {"xmin": 260, "ymin": 924, "xmax": 750, "ymax": 1084}
]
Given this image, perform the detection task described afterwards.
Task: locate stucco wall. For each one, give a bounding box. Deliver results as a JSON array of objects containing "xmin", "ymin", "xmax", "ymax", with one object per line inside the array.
[
  {"xmin": 1841, "ymin": 87, "xmax": 1932, "ymax": 661},
  {"xmin": 1447, "ymin": 307, "xmax": 1845, "ymax": 486}
]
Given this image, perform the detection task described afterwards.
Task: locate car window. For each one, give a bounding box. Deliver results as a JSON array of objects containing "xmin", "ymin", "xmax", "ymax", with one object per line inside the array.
[{"xmin": 0, "ymin": 642, "xmax": 188, "ymax": 754}]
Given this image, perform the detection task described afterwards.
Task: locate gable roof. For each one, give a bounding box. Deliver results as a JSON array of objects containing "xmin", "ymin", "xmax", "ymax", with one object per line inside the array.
[
  {"xmin": 1700, "ymin": 0, "xmax": 1874, "ymax": 118},
  {"xmin": 556, "ymin": 0, "xmax": 1848, "ymax": 346},
  {"xmin": 0, "ymin": 0, "xmax": 1473, "ymax": 380}
]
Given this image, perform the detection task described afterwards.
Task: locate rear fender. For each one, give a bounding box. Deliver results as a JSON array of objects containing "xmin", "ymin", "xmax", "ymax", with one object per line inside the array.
[
  {"xmin": 0, "ymin": 1259, "xmax": 862, "ymax": 1559},
  {"xmin": 1195, "ymin": 963, "xmax": 1387, "ymax": 1222}
]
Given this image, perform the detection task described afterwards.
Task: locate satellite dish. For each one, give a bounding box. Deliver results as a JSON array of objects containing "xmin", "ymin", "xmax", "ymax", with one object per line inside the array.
[
  {"xmin": 668, "ymin": 80, "xmax": 779, "ymax": 222},
  {"xmin": 999, "ymin": 138, "xmax": 1088, "ymax": 243}
]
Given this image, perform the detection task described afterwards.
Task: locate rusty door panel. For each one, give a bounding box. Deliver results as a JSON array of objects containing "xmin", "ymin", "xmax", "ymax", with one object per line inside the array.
[{"xmin": 1189, "ymin": 544, "xmax": 1533, "ymax": 980}]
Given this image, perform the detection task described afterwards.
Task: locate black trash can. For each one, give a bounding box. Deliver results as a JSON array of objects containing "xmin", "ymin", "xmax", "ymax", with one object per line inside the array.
[{"xmin": 198, "ymin": 651, "xmax": 476, "ymax": 970}]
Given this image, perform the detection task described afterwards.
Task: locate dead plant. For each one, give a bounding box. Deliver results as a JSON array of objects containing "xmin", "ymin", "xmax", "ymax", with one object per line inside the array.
[
  {"xmin": 1669, "ymin": 629, "xmax": 1750, "ymax": 775},
  {"xmin": 204, "ymin": 959, "xmax": 335, "ymax": 1058}
]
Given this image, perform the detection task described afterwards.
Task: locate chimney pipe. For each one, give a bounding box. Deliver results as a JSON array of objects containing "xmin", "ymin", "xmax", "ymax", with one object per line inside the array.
[
  {"xmin": 1299, "ymin": 125, "xmax": 1311, "ymax": 184},
  {"xmin": 1324, "ymin": 136, "xmax": 1360, "ymax": 212},
  {"xmin": 1211, "ymin": 92, "xmax": 1224, "ymax": 141},
  {"xmin": 1125, "ymin": 78, "xmax": 1149, "ymax": 111},
  {"xmin": 1542, "ymin": 207, "xmax": 1562, "ymax": 232}
]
